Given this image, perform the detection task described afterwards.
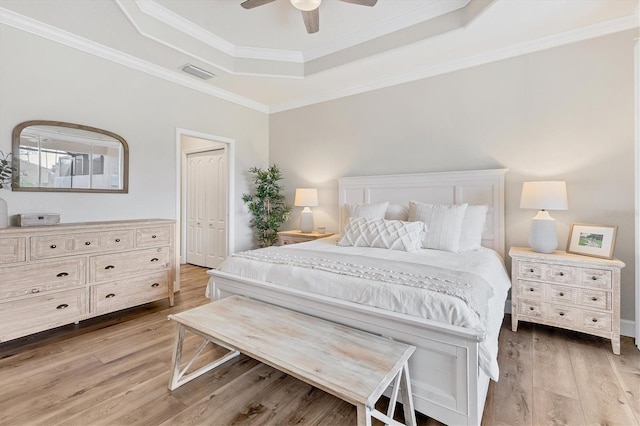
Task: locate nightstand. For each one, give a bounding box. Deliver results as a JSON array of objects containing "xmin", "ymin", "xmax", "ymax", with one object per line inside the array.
[
  {"xmin": 277, "ymin": 230, "xmax": 334, "ymax": 246},
  {"xmin": 509, "ymin": 247, "xmax": 625, "ymax": 354}
]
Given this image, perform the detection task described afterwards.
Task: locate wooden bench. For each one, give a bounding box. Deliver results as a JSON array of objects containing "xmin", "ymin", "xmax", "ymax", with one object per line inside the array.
[{"xmin": 168, "ymin": 295, "xmax": 417, "ymax": 426}]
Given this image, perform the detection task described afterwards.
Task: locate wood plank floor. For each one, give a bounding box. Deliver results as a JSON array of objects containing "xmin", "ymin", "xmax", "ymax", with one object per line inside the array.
[{"xmin": 1, "ymin": 264, "xmax": 638, "ymax": 426}]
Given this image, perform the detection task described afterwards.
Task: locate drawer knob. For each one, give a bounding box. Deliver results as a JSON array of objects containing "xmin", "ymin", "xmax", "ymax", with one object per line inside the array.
[
  {"xmin": 591, "ymin": 297, "xmax": 598, "ymax": 301},
  {"xmin": 105, "ymin": 293, "xmax": 116, "ymax": 298},
  {"xmin": 150, "ymin": 257, "xmax": 159, "ymax": 262},
  {"xmin": 529, "ymin": 268, "xmax": 534, "ymax": 273},
  {"xmin": 559, "ymin": 272, "xmax": 564, "ymax": 276},
  {"xmin": 151, "ymin": 283, "xmax": 160, "ymax": 288},
  {"xmin": 56, "ymin": 272, "xmax": 69, "ymax": 277},
  {"xmin": 31, "ymin": 288, "xmax": 40, "ymax": 294},
  {"xmin": 56, "ymin": 304, "xmax": 68, "ymax": 310},
  {"xmin": 50, "ymin": 244, "xmax": 57, "ymax": 249},
  {"xmin": 591, "ymin": 276, "xmax": 598, "ymax": 281},
  {"xmin": 104, "ymin": 265, "xmax": 115, "ymax": 270},
  {"xmin": 85, "ymin": 241, "xmax": 91, "ymax": 246},
  {"xmin": 529, "ymin": 288, "xmax": 535, "ymax": 292},
  {"xmin": 559, "ymin": 312, "xmax": 565, "ymax": 316},
  {"xmin": 592, "ymin": 318, "xmax": 598, "ymax": 323},
  {"xmin": 559, "ymin": 292, "xmax": 564, "ymax": 297},
  {"xmin": 529, "ymin": 306, "xmax": 534, "ymax": 311},
  {"xmin": 115, "ymin": 238, "xmax": 121, "ymax": 243},
  {"xmin": 152, "ymin": 235, "xmax": 157, "ymax": 239}
]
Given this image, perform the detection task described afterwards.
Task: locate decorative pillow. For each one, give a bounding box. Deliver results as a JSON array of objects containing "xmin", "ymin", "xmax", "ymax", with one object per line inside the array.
[
  {"xmin": 341, "ymin": 201, "xmax": 389, "ymax": 230},
  {"xmin": 385, "ymin": 203, "xmax": 409, "ymax": 221},
  {"xmin": 459, "ymin": 205, "xmax": 488, "ymax": 251},
  {"xmin": 337, "ymin": 217, "xmax": 426, "ymax": 252},
  {"xmin": 408, "ymin": 201, "xmax": 468, "ymax": 252}
]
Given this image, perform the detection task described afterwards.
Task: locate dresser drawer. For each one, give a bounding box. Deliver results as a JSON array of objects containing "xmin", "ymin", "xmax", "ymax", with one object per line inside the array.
[
  {"xmin": 100, "ymin": 230, "xmax": 135, "ymax": 251},
  {"xmin": 544, "ymin": 264, "xmax": 577, "ymax": 284},
  {"xmin": 581, "ymin": 268, "xmax": 612, "ymax": 289},
  {"xmin": 136, "ymin": 226, "xmax": 172, "ymax": 248},
  {"xmin": 518, "ymin": 262, "xmax": 542, "ymax": 280},
  {"xmin": 0, "ymin": 288, "xmax": 86, "ymax": 341},
  {"xmin": 517, "ymin": 299, "xmax": 543, "ymax": 318},
  {"xmin": 0, "ymin": 258, "xmax": 86, "ymax": 300},
  {"xmin": 89, "ymin": 246, "xmax": 171, "ymax": 282},
  {"xmin": 0, "ymin": 237, "xmax": 26, "ymax": 264},
  {"xmin": 517, "ymin": 280, "xmax": 543, "ymax": 300},
  {"xmin": 31, "ymin": 233, "xmax": 99, "ymax": 259},
  {"xmin": 90, "ymin": 271, "xmax": 169, "ymax": 315},
  {"xmin": 545, "ymin": 304, "xmax": 578, "ymax": 326},
  {"xmin": 578, "ymin": 288, "xmax": 610, "ymax": 310},
  {"xmin": 546, "ymin": 284, "xmax": 578, "ymax": 304},
  {"xmin": 581, "ymin": 310, "xmax": 612, "ymax": 332}
]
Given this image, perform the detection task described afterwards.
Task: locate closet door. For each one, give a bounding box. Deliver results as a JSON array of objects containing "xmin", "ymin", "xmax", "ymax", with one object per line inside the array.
[{"xmin": 186, "ymin": 150, "xmax": 227, "ymax": 268}]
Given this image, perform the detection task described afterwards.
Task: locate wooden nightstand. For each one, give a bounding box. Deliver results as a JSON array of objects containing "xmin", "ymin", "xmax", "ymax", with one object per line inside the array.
[
  {"xmin": 509, "ymin": 247, "xmax": 625, "ymax": 354},
  {"xmin": 277, "ymin": 230, "xmax": 334, "ymax": 246}
]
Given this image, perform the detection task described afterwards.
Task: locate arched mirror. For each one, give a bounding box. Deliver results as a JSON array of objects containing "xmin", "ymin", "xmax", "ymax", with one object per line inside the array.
[{"xmin": 12, "ymin": 121, "xmax": 129, "ymax": 193}]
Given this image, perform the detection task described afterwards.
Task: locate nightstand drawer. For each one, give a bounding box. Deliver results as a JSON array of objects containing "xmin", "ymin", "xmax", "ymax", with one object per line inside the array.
[
  {"xmin": 518, "ymin": 262, "xmax": 542, "ymax": 279},
  {"xmin": 545, "ymin": 304, "xmax": 578, "ymax": 326},
  {"xmin": 517, "ymin": 299, "xmax": 543, "ymax": 318},
  {"xmin": 547, "ymin": 284, "xmax": 578, "ymax": 304},
  {"xmin": 578, "ymin": 288, "xmax": 610, "ymax": 310},
  {"xmin": 517, "ymin": 280, "xmax": 543, "ymax": 300},
  {"xmin": 581, "ymin": 268, "xmax": 611, "ymax": 289},
  {"xmin": 544, "ymin": 264, "xmax": 577, "ymax": 284},
  {"xmin": 581, "ymin": 311, "xmax": 611, "ymax": 332}
]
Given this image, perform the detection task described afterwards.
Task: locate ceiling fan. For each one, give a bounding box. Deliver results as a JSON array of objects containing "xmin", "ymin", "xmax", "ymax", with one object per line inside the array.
[{"xmin": 240, "ymin": 0, "xmax": 378, "ymax": 34}]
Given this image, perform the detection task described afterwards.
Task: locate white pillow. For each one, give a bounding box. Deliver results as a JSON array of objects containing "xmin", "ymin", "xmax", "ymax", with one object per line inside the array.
[
  {"xmin": 408, "ymin": 201, "xmax": 468, "ymax": 252},
  {"xmin": 385, "ymin": 203, "xmax": 409, "ymax": 221},
  {"xmin": 459, "ymin": 205, "xmax": 488, "ymax": 251},
  {"xmin": 337, "ymin": 217, "xmax": 425, "ymax": 252},
  {"xmin": 341, "ymin": 201, "xmax": 389, "ymax": 230}
]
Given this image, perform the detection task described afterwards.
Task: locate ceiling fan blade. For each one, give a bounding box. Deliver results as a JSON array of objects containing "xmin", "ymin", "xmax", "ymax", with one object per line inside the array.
[
  {"xmin": 301, "ymin": 9, "xmax": 319, "ymax": 34},
  {"xmin": 339, "ymin": 0, "xmax": 377, "ymax": 6},
  {"xmin": 240, "ymin": 0, "xmax": 276, "ymax": 9}
]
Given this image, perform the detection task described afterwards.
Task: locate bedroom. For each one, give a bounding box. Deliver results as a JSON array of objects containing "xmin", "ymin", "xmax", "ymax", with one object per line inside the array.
[{"xmin": 0, "ymin": 0, "xmax": 638, "ymax": 425}]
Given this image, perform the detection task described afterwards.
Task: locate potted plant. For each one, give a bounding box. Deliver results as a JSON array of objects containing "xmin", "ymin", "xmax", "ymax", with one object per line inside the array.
[
  {"xmin": 0, "ymin": 151, "xmax": 16, "ymax": 228},
  {"xmin": 242, "ymin": 164, "xmax": 291, "ymax": 247}
]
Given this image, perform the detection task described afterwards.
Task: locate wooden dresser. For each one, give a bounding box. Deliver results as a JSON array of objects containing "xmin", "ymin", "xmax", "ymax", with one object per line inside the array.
[
  {"xmin": 0, "ymin": 219, "xmax": 176, "ymax": 342},
  {"xmin": 509, "ymin": 246, "xmax": 625, "ymax": 354}
]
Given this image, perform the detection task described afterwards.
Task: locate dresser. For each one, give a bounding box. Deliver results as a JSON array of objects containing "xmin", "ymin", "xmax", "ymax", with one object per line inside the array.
[
  {"xmin": 0, "ymin": 219, "xmax": 176, "ymax": 342},
  {"xmin": 277, "ymin": 230, "xmax": 334, "ymax": 246},
  {"xmin": 509, "ymin": 247, "xmax": 625, "ymax": 354}
]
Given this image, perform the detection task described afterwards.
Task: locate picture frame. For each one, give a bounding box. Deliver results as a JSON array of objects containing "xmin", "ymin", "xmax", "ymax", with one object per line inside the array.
[{"xmin": 566, "ymin": 223, "xmax": 618, "ymax": 259}]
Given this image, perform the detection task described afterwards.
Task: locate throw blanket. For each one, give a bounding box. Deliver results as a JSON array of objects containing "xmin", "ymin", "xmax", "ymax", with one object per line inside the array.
[{"xmin": 232, "ymin": 247, "xmax": 494, "ymax": 321}]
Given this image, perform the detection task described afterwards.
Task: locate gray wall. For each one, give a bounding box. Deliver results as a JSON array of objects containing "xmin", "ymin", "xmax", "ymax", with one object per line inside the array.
[
  {"xmin": 0, "ymin": 25, "xmax": 269, "ymax": 252},
  {"xmin": 270, "ymin": 30, "xmax": 637, "ymax": 325}
]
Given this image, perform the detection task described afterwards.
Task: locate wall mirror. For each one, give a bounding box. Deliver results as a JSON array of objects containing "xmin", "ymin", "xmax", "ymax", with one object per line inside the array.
[{"xmin": 12, "ymin": 121, "xmax": 129, "ymax": 193}]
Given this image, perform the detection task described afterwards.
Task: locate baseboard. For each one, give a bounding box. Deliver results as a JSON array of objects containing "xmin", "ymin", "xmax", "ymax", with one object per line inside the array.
[{"xmin": 504, "ymin": 299, "xmax": 636, "ymax": 338}]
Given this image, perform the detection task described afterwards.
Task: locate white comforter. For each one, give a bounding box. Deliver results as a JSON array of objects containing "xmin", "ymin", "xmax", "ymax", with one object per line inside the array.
[{"xmin": 212, "ymin": 235, "xmax": 511, "ymax": 380}]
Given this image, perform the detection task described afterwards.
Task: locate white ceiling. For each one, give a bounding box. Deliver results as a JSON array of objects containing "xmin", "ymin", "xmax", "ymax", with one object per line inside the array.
[{"xmin": 1, "ymin": 0, "xmax": 638, "ymax": 113}]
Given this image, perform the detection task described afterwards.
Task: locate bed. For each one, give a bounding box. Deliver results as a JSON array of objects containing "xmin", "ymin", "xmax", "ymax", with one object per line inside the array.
[{"xmin": 207, "ymin": 168, "xmax": 509, "ymax": 425}]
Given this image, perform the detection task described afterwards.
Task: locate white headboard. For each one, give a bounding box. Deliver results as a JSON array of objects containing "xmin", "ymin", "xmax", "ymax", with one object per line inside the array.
[{"xmin": 338, "ymin": 169, "xmax": 508, "ymax": 257}]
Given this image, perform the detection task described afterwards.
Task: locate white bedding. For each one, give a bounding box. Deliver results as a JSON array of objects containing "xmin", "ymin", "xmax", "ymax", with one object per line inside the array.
[{"xmin": 211, "ymin": 235, "xmax": 511, "ymax": 380}]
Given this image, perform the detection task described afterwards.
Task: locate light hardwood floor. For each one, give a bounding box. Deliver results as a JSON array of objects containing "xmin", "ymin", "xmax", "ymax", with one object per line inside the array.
[{"xmin": 0, "ymin": 264, "xmax": 638, "ymax": 426}]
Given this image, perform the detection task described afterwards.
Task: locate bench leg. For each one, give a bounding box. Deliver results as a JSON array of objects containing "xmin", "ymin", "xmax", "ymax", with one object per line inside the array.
[
  {"xmin": 168, "ymin": 323, "xmax": 241, "ymax": 391},
  {"xmin": 399, "ymin": 362, "xmax": 416, "ymax": 426},
  {"xmin": 357, "ymin": 405, "xmax": 372, "ymax": 426}
]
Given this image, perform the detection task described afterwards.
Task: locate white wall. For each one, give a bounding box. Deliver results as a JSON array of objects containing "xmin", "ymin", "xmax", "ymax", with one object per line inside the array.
[
  {"xmin": 0, "ymin": 25, "xmax": 269, "ymax": 252},
  {"xmin": 270, "ymin": 30, "xmax": 638, "ymax": 327}
]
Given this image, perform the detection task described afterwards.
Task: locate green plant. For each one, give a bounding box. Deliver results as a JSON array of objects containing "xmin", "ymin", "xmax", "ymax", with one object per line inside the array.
[
  {"xmin": 0, "ymin": 151, "xmax": 16, "ymax": 189},
  {"xmin": 242, "ymin": 164, "xmax": 291, "ymax": 247}
]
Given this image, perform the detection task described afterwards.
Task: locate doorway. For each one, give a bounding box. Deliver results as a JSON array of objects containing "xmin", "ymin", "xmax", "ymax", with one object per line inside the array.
[{"xmin": 185, "ymin": 149, "xmax": 227, "ymax": 268}]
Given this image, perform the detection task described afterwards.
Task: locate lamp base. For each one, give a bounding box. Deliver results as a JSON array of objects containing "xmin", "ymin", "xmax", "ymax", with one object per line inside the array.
[
  {"xmin": 529, "ymin": 210, "xmax": 558, "ymax": 253},
  {"xmin": 300, "ymin": 207, "xmax": 314, "ymax": 233}
]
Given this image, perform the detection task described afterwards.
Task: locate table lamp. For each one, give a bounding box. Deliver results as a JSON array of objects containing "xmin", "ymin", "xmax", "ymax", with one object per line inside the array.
[
  {"xmin": 520, "ymin": 181, "xmax": 568, "ymax": 253},
  {"xmin": 294, "ymin": 188, "xmax": 318, "ymax": 233}
]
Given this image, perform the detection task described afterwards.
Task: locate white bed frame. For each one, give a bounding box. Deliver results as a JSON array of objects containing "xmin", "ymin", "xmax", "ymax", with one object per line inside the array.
[{"xmin": 208, "ymin": 168, "xmax": 508, "ymax": 425}]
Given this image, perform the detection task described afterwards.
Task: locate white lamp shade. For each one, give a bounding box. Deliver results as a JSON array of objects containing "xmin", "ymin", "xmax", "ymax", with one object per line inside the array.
[
  {"xmin": 520, "ymin": 181, "xmax": 568, "ymax": 210},
  {"xmin": 290, "ymin": 0, "xmax": 321, "ymax": 11},
  {"xmin": 294, "ymin": 188, "xmax": 318, "ymax": 207}
]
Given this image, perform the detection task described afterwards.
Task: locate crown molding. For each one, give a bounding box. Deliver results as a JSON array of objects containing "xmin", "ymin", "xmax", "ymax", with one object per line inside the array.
[
  {"xmin": 270, "ymin": 13, "xmax": 640, "ymax": 113},
  {"xmin": 0, "ymin": 7, "xmax": 269, "ymax": 113}
]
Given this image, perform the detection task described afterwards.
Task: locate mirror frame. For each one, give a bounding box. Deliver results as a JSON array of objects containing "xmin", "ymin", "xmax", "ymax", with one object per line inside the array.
[{"xmin": 12, "ymin": 120, "xmax": 129, "ymax": 193}]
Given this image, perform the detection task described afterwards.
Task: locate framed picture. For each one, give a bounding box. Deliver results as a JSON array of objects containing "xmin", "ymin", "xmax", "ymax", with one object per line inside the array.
[{"xmin": 566, "ymin": 223, "xmax": 618, "ymax": 259}]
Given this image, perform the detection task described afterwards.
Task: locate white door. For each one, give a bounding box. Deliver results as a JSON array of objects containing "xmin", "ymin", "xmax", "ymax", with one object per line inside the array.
[{"xmin": 186, "ymin": 149, "xmax": 227, "ymax": 268}]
